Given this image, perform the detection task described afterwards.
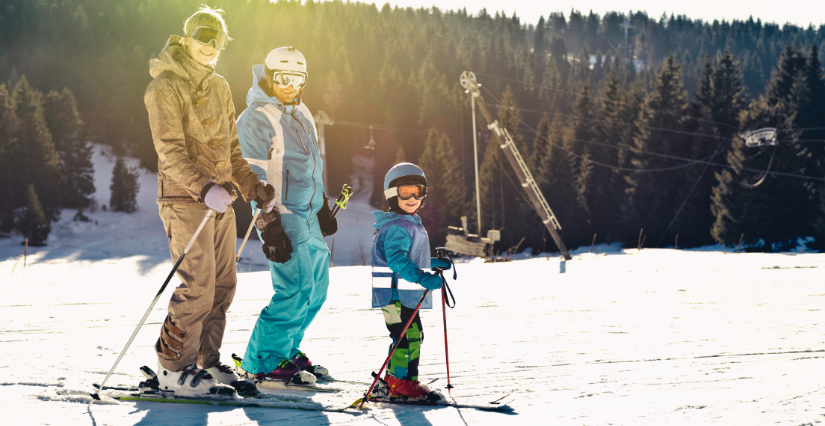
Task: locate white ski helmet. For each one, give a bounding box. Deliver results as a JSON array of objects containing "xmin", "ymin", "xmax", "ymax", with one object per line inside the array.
[{"xmin": 264, "ymin": 47, "xmax": 308, "ymax": 90}]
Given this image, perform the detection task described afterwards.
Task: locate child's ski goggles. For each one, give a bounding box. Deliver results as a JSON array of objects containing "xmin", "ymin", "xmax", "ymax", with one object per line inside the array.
[
  {"xmin": 384, "ymin": 184, "xmax": 427, "ymax": 201},
  {"xmin": 270, "ymin": 71, "xmax": 308, "ymax": 90},
  {"xmin": 189, "ymin": 26, "xmax": 229, "ymax": 50}
]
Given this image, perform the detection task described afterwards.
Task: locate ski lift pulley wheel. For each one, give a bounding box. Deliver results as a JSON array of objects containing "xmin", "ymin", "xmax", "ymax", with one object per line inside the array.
[
  {"xmin": 740, "ymin": 128, "xmax": 777, "ymax": 148},
  {"xmin": 460, "ymin": 71, "xmax": 477, "ymax": 90}
]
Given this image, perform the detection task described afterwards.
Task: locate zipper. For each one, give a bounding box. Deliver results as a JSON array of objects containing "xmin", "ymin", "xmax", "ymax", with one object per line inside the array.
[
  {"xmin": 285, "ymin": 169, "xmax": 290, "ymax": 200},
  {"xmin": 292, "ymin": 112, "xmax": 318, "ymax": 215},
  {"xmin": 293, "ymin": 128, "xmax": 307, "ymax": 153}
]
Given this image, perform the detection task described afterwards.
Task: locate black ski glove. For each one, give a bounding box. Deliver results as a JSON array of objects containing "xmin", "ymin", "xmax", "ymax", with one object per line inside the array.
[
  {"xmin": 255, "ymin": 209, "xmax": 292, "ymax": 263},
  {"xmin": 250, "ymin": 181, "xmax": 276, "ymax": 213},
  {"xmin": 317, "ymin": 193, "xmax": 338, "ymax": 237}
]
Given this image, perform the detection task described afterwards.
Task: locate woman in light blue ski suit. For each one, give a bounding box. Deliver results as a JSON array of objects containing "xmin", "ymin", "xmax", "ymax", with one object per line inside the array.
[
  {"xmin": 371, "ymin": 163, "xmax": 450, "ymax": 399},
  {"xmin": 236, "ymin": 47, "xmax": 337, "ymax": 384}
]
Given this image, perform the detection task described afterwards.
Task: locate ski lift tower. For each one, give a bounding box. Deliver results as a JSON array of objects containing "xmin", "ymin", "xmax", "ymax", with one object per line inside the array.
[{"xmin": 459, "ymin": 71, "xmax": 572, "ymax": 260}]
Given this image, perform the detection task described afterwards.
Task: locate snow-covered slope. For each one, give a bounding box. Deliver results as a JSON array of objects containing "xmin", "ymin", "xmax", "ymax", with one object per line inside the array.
[{"xmin": 1, "ymin": 149, "xmax": 824, "ymax": 425}]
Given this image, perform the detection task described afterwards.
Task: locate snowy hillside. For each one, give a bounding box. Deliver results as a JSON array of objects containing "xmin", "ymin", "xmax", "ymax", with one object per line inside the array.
[{"xmin": 1, "ymin": 149, "xmax": 824, "ymax": 425}]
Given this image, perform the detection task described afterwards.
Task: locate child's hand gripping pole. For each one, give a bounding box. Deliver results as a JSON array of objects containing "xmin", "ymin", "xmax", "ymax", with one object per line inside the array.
[
  {"xmin": 353, "ymin": 289, "xmax": 431, "ymax": 410},
  {"xmin": 329, "ymin": 184, "xmax": 353, "ymax": 220}
]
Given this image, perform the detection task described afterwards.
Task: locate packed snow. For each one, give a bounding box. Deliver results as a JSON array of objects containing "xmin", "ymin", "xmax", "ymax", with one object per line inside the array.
[{"xmin": 1, "ymin": 148, "xmax": 824, "ymax": 425}]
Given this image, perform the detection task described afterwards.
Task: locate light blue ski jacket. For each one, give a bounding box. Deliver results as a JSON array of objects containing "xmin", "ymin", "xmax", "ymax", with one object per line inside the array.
[
  {"xmin": 237, "ymin": 65, "xmax": 324, "ymax": 219},
  {"xmin": 371, "ymin": 211, "xmax": 433, "ymax": 309}
]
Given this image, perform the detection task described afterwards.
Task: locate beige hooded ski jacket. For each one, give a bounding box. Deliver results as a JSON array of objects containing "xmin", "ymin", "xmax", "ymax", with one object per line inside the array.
[{"xmin": 145, "ymin": 35, "xmax": 258, "ymax": 204}]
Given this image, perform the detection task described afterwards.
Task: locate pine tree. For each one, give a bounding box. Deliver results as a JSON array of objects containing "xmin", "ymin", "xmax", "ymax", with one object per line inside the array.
[
  {"xmin": 714, "ymin": 47, "xmax": 813, "ymax": 250},
  {"xmin": 623, "ymin": 55, "xmax": 690, "ymax": 245},
  {"xmin": 417, "ymin": 127, "xmax": 462, "ymax": 248},
  {"xmin": 110, "ymin": 157, "xmax": 140, "ymax": 213},
  {"xmin": 11, "ymin": 76, "xmax": 62, "ymax": 222},
  {"xmin": 563, "ymin": 85, "xmax": 601, "ymax": 244},
  {"xmin": 18, "ymin": 184, "xmax": 51, "ymax": 246},
  {"xmin": 0, "ymin": 83, "xmax": 21, "ymax": 233},
  {"xmin": 678, "ymin": 50, "xmax": 745, "ymax": 247},
  {"xmin": 43, "ymin": 88, "xmax": 95, "ymax": 209}
]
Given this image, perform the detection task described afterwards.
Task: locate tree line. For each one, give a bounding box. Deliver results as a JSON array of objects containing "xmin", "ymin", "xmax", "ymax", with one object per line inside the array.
[
  {"xmin": 0, "ymin": 77, "xmax": 140, "ymax": 245},
  {"xmin": 2, "ymin": 0, "xmax": 825, "ymax": 251}
]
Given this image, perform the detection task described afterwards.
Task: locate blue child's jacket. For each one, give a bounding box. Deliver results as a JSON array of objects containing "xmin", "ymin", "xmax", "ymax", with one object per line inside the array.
[{"xmin": 370, "ymin": 211, "xmax": 433, "ymax": 309}]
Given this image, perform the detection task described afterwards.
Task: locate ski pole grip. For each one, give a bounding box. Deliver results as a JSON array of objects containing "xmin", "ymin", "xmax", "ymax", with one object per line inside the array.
[{"xmin": 330, "ymin": 184, "xmax": 353, "ymax": 219}]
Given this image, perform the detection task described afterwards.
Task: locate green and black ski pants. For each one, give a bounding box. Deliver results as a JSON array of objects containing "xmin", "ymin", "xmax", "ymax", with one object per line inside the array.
[{"xmin": 382, "ymin": 301, "xmax": 424, "ymax": 381}]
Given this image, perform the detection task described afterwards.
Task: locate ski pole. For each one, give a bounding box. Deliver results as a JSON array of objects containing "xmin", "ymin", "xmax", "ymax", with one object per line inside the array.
[
  {"xmin": 329, "ymin": 184, "xmax": 353, "ymax": 219},
  {"xmin": 90, "ymin": 209, "xmax": 215, "ymax": 405},
  {"xmin": 432, "ymin": 248, "xmax": 456, "ymax": 396},
  {"xmin": 354, "ymin": 289, "xmax": 431, "ymax": 410},
  {"xmin": 236, "ymin": 208, "xmax": 261, "ymax": 264}
]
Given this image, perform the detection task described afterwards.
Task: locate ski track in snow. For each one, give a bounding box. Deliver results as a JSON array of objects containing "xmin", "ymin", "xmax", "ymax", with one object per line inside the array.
[{"xmin": 1, "ymin": 148, "xmax": 824, "ymax": 425}]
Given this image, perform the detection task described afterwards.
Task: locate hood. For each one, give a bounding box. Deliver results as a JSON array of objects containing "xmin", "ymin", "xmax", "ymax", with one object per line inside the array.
[
  {"xmin": 246, "ymin": 64, "xmax": 301, "ymax": 114},
  {"xmin": 372, "ymin": 210, "xmax": 422, "ymax": 229},
  {"xmin": 149, "ymin": 35, "xmax": 214, "ymax": 88}
]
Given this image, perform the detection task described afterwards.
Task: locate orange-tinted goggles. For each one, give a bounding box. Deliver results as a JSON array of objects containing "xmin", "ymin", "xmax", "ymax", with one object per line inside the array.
[{"xmin": 396, "ymin": 184, "xmax": 426, "ymax": 200}]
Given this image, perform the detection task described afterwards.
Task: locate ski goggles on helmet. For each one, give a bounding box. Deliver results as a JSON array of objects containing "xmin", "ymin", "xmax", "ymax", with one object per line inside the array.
[
  {"xmin": 384, "ymin": 184, "xmax": 427, "ymax": 201},
  {"xmin": 270, "ymin": 71, "xmax": 308, "ymax": 90},
  {"xmin": 189, "ymin": 26, "xmax": 229, "ymax": 50}
]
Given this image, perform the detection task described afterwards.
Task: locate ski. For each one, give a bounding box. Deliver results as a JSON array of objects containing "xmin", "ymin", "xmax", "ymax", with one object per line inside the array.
[
  {"xmin": 364, "ymin": 395, "xmax": 515, "ymax": 412},
  {"xmin": 107, "ymin": 391, "xmax": 358, "ymax": 413}
]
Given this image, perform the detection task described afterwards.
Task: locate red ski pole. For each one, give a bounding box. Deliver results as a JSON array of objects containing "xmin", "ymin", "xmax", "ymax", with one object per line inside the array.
[
  {"xmin": 355, "ymin": 289, "xmax": 431, "ymax": 410},
  {"xmin": 441, "ymin": 286, "xmax": 454, "ymax": 396}
]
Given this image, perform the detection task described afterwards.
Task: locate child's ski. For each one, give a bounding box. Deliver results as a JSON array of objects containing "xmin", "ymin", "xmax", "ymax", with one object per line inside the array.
[{"xmin": 364, "ymin": 394, "xmax": 515, "ymax": 412}]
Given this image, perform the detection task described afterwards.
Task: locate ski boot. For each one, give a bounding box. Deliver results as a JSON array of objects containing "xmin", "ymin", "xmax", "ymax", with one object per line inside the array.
[
  {"xmin": 291, "ymin": 351, "xmax": 330, "ymax": 378},
  {"xmin": 384, "ymin": 373, "xmax": 445, "ymax": 402},
  {"xmin": 155, "ymin": 362, "xmax": 237, "ymax": 399},
  {"xmin": 258, "ymin": 359, "xmax": 317, "ymax": 385},
  {"xmin": 202, "ymin": 362, "xmax": 258, "ymax": 396}
]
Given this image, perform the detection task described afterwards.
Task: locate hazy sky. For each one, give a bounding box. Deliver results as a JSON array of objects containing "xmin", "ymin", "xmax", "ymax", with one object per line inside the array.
[{"xmin": 374, "ymin": 0, "xmax": 825, "ymax": 28}]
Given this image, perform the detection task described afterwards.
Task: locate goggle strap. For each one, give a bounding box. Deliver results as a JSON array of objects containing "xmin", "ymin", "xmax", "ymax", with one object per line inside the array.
[{"xmin": 384, "ymin": 187, "xmax": 398, "ymax": 200}]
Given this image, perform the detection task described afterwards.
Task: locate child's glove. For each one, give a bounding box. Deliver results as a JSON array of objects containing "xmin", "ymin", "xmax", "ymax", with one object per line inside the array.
[
  {"xmin": 431, "ymin": 258, "xmax": 451, "ymax": 271},
  {"xmin": 419, "ymin": 273, "xmax": 443, "ymax": 290}
]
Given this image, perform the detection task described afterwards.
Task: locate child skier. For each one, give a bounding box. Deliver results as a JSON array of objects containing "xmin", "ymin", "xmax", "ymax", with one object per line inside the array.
[{"xmin": 371, "ymin": 163, "xmax": 451, "ymax": 400}]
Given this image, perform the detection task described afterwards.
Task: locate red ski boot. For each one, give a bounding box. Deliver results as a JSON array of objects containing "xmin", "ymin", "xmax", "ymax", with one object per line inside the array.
[{"xmin": 384, "ymin": 373, "xmax": 431, "ymax": 399}]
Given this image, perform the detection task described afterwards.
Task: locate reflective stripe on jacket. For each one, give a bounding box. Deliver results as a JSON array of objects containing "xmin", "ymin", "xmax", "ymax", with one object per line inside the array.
[{"xmin": 371, "ymin": 211, "xmax": 433, "ymax": 310}]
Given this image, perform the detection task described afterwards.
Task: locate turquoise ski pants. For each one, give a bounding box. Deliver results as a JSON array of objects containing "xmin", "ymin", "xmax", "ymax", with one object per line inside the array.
[{"xmin": 241, "ymin": 213, "xmax": 330, "ymax": 374}]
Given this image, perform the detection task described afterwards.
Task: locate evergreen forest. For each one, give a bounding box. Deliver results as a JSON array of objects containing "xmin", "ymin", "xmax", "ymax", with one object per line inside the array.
[{"xmin": 4, "ymin": 0, "xmax": 825, "ymax": 252}]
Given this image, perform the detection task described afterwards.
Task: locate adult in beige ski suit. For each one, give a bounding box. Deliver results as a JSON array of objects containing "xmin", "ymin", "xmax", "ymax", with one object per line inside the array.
[{"xmin": 145, "ymin": 30, "xmax": 267, "ymax": 377}]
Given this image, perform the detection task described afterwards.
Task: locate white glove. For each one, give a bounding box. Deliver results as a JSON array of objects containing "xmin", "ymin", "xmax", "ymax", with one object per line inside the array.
[{"xmin": 204, "ymin": 184, "xmax": 233, "ymax": 213}]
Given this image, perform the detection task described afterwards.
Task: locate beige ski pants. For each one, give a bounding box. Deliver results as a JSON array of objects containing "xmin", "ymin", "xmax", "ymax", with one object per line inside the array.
[{"xmin": 155, "ymin": 203, "xmax": 237, "ymax": 371}]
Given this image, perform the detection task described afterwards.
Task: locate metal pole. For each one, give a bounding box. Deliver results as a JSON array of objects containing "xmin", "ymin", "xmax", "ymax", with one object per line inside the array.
[
  {"xmin": 90, "ymin": 210, "xmax": 214, "ymax": 405},
  {"xmin": 471, "ymin": 96, "xmax": 482, "ymax": 236}
]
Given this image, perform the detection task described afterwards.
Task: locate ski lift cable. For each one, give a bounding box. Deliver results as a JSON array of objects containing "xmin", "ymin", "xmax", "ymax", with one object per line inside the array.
[
  {"xmin": 515, "ymin": 125, "xmax": 727, "ymax": 166},
  {"xmin": 475, "ymin": 72, "xmax": 741, "ymax": 130},
  {"xmin": 483, "ymin": 100, "xmax": 733, "ymax": 142},
  {"xmin": 509, "ymin": 105, "xmax": 825, "ymax": 181},
  {"xmin": 655, "ymin": 140, "xmax": 725, "ymax": 248},
  {"xmin": 480, "ymin": 85, "xmax": 729, "ymax": 172},
  {"xmin": 477, "ymin": 74, "xmax": 825, "ymax": 136}
]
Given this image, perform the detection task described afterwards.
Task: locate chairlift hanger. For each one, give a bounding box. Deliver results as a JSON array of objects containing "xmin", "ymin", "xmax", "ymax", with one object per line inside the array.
[{"xmin": 738, "ymin": 127, "xmax": 778, "ymax": 188}]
